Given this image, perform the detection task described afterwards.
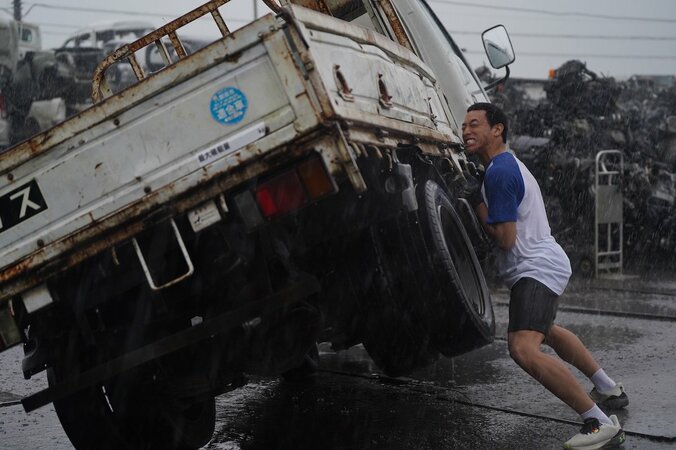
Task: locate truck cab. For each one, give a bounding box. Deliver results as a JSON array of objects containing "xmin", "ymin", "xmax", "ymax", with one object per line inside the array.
[{"xmin": 16, "ymin": 21, "xmax": 42, "ymax": 60}]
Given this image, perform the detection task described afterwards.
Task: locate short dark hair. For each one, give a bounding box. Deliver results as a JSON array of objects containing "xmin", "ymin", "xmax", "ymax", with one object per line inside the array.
[{"xmin": 467, "ymin": 102, "xmax": 508, "ymax": 143}]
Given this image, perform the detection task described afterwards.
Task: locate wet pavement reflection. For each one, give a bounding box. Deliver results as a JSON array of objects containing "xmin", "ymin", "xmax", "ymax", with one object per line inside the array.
[
  {"xmin": 1, "ymin": 276, "xmax": 676, "ymax": 449},
  {"xmin": 209, "ymin": 373, "xmax": 572, "ymax": 449},
  {"xmin": 206, "ymin": 277, "xmax": 676, "ymax": 449}
]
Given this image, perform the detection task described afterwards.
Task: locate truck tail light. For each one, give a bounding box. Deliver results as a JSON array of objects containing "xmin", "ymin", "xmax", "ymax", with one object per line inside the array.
[
  {"xmin": 254, "ymin": 156, "xmax": 336, "ymax": 219},
  {"xmin": 256, "ymin": 171, "xmax": 307, "ymax": 218},
  {"xmin": 297, "ymin": 157, "xmax": 335, "ymax": 200}
]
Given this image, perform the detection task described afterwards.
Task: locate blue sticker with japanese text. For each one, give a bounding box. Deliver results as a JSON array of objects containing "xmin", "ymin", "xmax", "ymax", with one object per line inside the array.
[{"xmin": 210, "ymin": 87, "xmax": 248, "ymax": 125}]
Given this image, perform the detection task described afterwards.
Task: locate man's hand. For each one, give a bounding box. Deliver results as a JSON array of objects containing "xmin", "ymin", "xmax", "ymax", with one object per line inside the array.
[{"xmin": 461, "ymin": 174, "xmax": 484, "ymax": 209}]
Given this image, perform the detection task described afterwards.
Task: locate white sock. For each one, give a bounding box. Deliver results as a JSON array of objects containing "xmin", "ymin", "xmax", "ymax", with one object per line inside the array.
[
  {"xmin": 591, "ymin": 368, "xmax": 616, "ymax": 393},
  {"xmin": 581, "ymin": 404, "xmax": 613, "ymax": 426}
]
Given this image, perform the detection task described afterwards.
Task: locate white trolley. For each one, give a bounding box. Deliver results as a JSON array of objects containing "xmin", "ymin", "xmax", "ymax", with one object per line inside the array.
[{"xmin": 594, "ymin": 150, "xmax": 624, "ymax": 277}]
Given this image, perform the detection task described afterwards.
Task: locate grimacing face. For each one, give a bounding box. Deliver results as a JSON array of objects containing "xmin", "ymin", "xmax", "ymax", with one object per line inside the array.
[{"xmin": 462, "ymin": 109, "xmax": 502, "ymax": 155}]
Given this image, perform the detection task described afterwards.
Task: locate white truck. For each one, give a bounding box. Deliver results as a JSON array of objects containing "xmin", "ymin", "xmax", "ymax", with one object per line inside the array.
[{"xmin": 0, "ymin": 0, "xmax": 514, "ymax": 447}]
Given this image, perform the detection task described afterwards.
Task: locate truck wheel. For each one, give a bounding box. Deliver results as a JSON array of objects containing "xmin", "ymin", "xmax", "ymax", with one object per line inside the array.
[
  {"xmin": 48, "ymin": 367, "xmax": 216, "ymax": 450},
  {"xmin": 361, "ymin": 219, "xmax": 438, "ymax": 377},
  {"xmin": 417, "ymin": 180, "xmax": 495, "ymax": 357}
]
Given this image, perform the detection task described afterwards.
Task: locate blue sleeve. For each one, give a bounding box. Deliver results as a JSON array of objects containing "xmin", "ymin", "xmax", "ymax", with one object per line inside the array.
[{"xmin": 484, "ymin": 162, "xmax": 524, "ymax": 224}]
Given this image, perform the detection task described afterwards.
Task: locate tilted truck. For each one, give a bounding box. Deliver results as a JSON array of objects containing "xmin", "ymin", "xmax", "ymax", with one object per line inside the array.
[{"xmin": 0, "ymin": 0, "xmax": 514, "ymax": 447}]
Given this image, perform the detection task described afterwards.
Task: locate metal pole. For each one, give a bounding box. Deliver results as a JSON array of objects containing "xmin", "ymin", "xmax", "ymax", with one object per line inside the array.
[
  {"xmin": 13, "ymin": 0, "xmax": 21, "ymax": 21},
  {"xmin": 253, "ymin": 0, "xmax": 258, "ymax": 19}
]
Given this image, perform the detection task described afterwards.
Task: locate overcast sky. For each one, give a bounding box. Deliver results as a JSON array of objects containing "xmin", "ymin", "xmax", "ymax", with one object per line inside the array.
[{"xmin": 2, "ymin": 0, "xmax": 675, "ymax": 80}]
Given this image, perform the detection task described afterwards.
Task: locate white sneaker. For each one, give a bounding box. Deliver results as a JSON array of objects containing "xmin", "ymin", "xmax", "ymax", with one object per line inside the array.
[
  {"xmin": 563, "ymin": 415, "xmax": 625, "ymax": 449},
  {"xmin": 590, "ymin": 382, "xmax": 629, "ymax": 409}
]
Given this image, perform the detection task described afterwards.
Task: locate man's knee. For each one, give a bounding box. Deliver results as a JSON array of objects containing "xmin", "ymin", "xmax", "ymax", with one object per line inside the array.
[
  {"xmin": 508, "ymin": 339, "xmax": 529, "ymax": 364},
  {"xmin": 544, "ymin": 324, "xmax": 577, "ymax": 348},
  {"xmin": 508, "ymin": 331, "xmax": 543, "ymax": 366}
]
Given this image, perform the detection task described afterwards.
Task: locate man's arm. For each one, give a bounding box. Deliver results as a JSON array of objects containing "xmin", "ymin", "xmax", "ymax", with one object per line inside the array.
[{"xmin": 475, "ymin": 203, "xmax": 516, "ymax": 250}]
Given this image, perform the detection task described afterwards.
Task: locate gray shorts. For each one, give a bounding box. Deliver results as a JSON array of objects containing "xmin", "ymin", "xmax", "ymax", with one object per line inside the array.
[{"xmin": 508, "ymin": 277, "xmax": 559, "ymax": 335}]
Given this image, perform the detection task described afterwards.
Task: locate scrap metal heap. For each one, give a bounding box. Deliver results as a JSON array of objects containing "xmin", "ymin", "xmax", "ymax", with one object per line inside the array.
[
  {"xmin": 2, "ymin": 51, "xmax": 80, "ymax": 142},
  {"xmin": 483, "ymin": 60, "xmax": 676, "ymax": 273}
]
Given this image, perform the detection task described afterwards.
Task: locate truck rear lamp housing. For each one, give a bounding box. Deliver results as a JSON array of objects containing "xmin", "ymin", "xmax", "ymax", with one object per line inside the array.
[
  {"xmin": 256, "ymin": 171, "xmax": 307, "ymax": 219},
  {"xmin": 254, "ymin": 156, "xmax": 336, "ymax": 219},
  {"xmin": 297, "ymin": 156, "xmax": 336, "ymax": 200}
]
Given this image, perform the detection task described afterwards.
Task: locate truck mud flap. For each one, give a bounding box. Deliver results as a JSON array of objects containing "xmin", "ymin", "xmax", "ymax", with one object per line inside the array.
[{"xmin": 21, "ymin": 275, "xmax": 320, "ymax": 413}]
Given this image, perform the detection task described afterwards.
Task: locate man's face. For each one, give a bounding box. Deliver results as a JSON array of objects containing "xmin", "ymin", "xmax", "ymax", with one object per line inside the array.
[{"xmin": 462, "ymin": 110, "xmax": 502, "ymax": 155}]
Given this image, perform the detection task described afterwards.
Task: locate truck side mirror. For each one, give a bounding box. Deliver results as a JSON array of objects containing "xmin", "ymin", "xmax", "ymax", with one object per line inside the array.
[
  {"xmin": 481, "ymin": 25, "xmax": 514, "ymax": 69},
  {"xmin": 481, "ymin": 25, "xmax": 515, "ymax": 91}
]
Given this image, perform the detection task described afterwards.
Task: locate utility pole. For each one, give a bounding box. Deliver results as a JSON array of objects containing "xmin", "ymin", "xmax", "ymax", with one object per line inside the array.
[{"xmin": 13, "ymin": 0, "xmax": 21, "ymax": 21}]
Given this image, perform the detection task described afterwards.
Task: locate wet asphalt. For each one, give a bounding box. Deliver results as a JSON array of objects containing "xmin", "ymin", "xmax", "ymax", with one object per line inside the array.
[{"xmin": 1, "ymin": 274, "xmax": 676, "ymax": 449}]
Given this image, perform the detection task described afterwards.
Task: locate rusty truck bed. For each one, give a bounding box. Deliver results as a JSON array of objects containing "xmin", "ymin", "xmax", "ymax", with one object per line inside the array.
[{"xmin": 0, "ymin": 2, "xmax": 459, "ymax": 305}]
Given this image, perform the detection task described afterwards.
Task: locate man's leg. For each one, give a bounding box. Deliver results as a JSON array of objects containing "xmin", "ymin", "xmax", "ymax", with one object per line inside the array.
[
  {"xmin": 508, "ymin": 329, "xmax": 595, "ymax": 414},
  {"xmin": 507, "ymin": 279, "xmax": 624, "ymax": 448},
  {"xmin": 546, "ymin": 324, "xmax": 628, "ymax": 409},
  {"xmin": 544, "ymin": 325, "xmax": 599, "ymax": 378}
]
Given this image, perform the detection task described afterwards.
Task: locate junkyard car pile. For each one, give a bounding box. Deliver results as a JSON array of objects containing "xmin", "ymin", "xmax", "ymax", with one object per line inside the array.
[
  {"xmin": 485, "ymin": 60, "xmax": 676, "ymax": 273},
  {"xmin": 0, "ymin": 18, "xmax": 207, "ymax": 150}
]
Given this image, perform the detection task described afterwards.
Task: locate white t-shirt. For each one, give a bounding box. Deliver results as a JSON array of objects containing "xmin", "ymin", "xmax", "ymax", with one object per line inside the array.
[{"xmin": 482, "ymin": 151, "xmax": 571, "ymax": 295}]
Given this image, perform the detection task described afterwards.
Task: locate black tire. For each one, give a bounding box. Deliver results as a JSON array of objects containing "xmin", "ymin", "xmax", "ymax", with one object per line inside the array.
[
  {"xmin": 48, "ymin": 367, "xmax": 216, "ymax": 450},
  {"xmin": 361, "ymin": 218, "xmax": 438, "ymax": 377},
  {"xmin": 417, "ymin": 180, "xmax": 495, "ymax": 357}
]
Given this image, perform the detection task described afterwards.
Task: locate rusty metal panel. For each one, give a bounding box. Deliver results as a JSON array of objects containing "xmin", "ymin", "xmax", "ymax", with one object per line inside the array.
[
  {"xmin": 262, "ymin": 23, "xmax": 324, "ymax": 133},
  {"xmin": 287, "ymin": 5, "xmax": 458, "ymax": 146},
  {"xmin": 0, "ymin": 18, "xmax": 316, "ymax": 287},
  {"xmin": 289, "ymin": 5, "xmax": 434, "ymax": 80},
  {"xmin": 0, "ymin": 15, "xmax": 280, "ymax": 178},
  {"xmin": 0, "ymin": 123, "xmax": 342, "ymax": 304},
  {"xmin": 373, "ymin": 0, "xmax": 414, "ymax": 52},
  {"xmin": 210, "ymin": 9, "xmax": 231, "ymax": 37}
]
